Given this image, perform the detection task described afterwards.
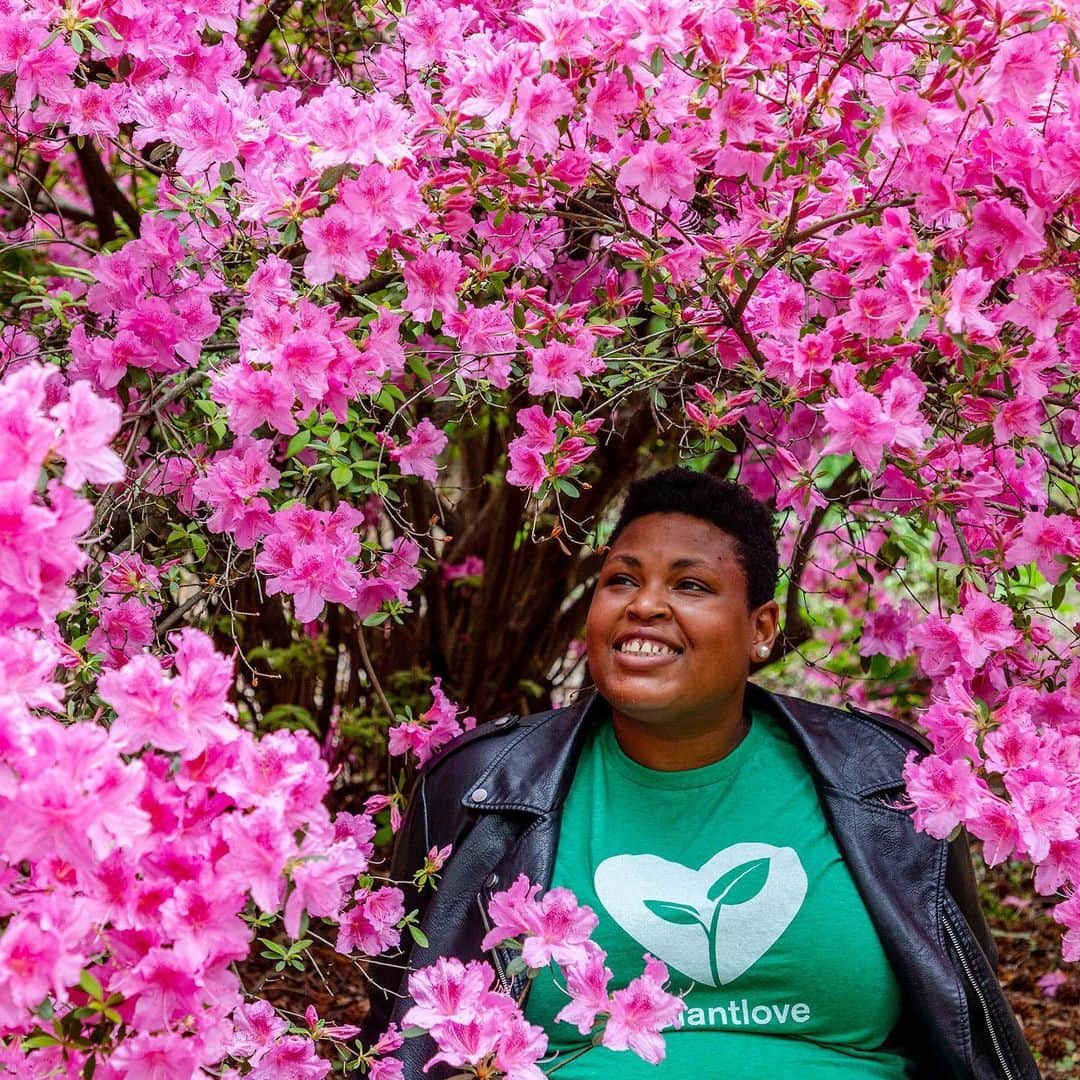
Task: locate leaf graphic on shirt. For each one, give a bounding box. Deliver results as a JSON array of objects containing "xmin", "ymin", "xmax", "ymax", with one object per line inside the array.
[
  {"xmin": 706, "ymin": 857, "xmax": 770, "ymax": 905},
  {"xmin": 642, "ymin": 899, "xmax": 704, "ymax": 927}
]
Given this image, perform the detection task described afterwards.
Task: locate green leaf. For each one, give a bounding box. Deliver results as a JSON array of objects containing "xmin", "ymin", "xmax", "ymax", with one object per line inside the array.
[
  {"xmin": 707, "ymin": 858, "xmax": 770, "ymax": 905},
  {"xmin": 407, "ymin": 923, "xmax": 429, "ymax": 947},
  {"xmin": 330, "ymin": 464, "xmax": 353, "ymax": 489},
  {"xmin": 79, "ymin": 970, "xmax": 104, "ymax": 1000},
  {"xmin": 285, "ymin": 430, "xmax": 312, "ymax": 458},
  {"xmin": 643, "ymin": 899, "xmax": 702, "ymax": 926},
  {"xmin": 22, "ymin": 1035, "xmax": 60, "ymax": 1050},
  {"xmin": 319, "ymin": 163, "xmax": 350, "ymax": 192},
  {"xmin": 906, "ymin": 311, "xmax": 931, "ymax": 340}
]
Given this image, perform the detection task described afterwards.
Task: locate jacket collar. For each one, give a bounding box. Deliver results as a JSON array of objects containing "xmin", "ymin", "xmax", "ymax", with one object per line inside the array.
[{"xmin": 462, "ymin": 684, "xmax": 912, "ymax": 815}]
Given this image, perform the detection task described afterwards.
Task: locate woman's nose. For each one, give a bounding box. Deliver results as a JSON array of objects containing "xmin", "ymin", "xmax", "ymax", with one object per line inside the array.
[{"xmin": 626, "ymin": 582, "xmax": 670, "ymax": 620}]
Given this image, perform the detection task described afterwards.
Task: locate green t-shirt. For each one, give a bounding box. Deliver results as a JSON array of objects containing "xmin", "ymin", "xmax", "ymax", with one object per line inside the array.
[{"xmin": 523, "ymin": 709, "xmax": 916, "ymax": 1078}]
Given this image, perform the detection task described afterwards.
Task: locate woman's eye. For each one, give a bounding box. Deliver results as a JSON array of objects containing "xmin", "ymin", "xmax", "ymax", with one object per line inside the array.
[
  {"xmin": 606, "ymin": 573, "xmax": 635, "ymax": 586},
  {"xmin": 676, "ymin": 579, "xmax": 709, "ymax": 592}
]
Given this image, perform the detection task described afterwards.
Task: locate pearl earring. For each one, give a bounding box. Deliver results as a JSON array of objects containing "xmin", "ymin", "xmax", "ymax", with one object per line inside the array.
[{"xmin": 755, "ymin": 644, "xmax": 770, "ymax": 659}]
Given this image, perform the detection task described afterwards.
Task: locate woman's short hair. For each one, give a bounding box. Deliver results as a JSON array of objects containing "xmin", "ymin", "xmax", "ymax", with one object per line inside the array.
[{"xmin": 608, "ymin": 467, "xmax": 779, "ymax": 609}]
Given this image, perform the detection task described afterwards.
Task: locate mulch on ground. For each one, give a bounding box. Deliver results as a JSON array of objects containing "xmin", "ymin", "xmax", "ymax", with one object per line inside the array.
[{"xmin": 980, "ymin": 858, "xmax": 1080, "ymax": 1076}]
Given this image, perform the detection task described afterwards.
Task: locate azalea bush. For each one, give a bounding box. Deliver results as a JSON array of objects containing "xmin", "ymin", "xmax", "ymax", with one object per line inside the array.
[{"xmin": 3, "ymin": 0, "xmax": 1080, "ymax": 1072}]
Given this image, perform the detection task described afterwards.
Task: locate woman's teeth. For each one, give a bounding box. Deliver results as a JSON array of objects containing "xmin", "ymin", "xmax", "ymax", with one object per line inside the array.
[{"xmin": 616, "ymin": 639, "xmax": 678, "ymax": 656}]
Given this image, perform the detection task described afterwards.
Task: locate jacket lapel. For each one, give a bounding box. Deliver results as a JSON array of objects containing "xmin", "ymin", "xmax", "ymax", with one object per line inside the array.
[{"xmin": 764, "ymin": 688, "xmax": 974, "ymax": 1076}]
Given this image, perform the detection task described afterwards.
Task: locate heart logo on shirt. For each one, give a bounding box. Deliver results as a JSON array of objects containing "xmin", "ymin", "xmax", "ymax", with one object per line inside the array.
[{"xmin": 594, "ymin": 844, "xmax": 807, "ymax": 986}]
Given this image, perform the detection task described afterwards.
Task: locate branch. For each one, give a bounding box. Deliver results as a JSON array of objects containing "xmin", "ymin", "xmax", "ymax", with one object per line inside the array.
[
  {"xmin": 1, "ymin": 156, "xmax": 49, "ymax": 230},
  {"xmin": 778, "ymin": 460, "xmax": 865, "ymax": 657},
  {"xmin": 71, "ymin": 139, "xmax": 141, "ymax": 242},
  {"xmin": 242, "ymin": 0, "xmax": 299, "ymax": 73}
]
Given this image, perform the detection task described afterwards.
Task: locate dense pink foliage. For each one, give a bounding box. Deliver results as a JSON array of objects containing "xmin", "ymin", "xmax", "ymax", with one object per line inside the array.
[{"xmin": 4, "ymin": 0, "xmax": 1080, "ymax": 1071}]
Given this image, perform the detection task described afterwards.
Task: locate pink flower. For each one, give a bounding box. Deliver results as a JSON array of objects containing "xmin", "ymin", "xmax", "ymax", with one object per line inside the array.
[
  {"xmin": 0, "ymin": 911, "xmax": 81, "ymax": 1013},
  {"xmin": 255, "ymin": 503, "xmax": 365, "ymax": 623},
  {"xmin": 494, "ymin": 1014, "xmax": 548, "ymax": 1080},
  {"xmin": 909, "ymin": 615, "xmax": 963, "ymax": 678},
  {"xmin": 840, "ymin": 286, "xmax": 910, "ymax": 340},
  {"xmin": 948, "ymin": 591, "xmax": 1020, "ymax": 668},
  {"xmin": 992, "ymin": 398, "xmax": 1043, "ymax": 442},
  {"xmin": 1003, "ymin": 512, "xmax": 1078, "ymax": 584},
  {"xmin": 519, "ymin": 888, "xmax": 599, "ymax": 969},
  {"xmin": 444, "ymin": 304, "xmax": 517, "ymax": 387},
  {"xmin": 247, "ymin": 1035, "xmax": 330, "ymax": 1079},
  {"xmin": 858, "ymin": 604, "xmax": 913, "ymax": 661},
  {"xmin": 108, "ymin": 1031, "xmax": 201, "ymax": 1079},
  {"xmin": 903, "ymin": 753, "xmax": 986, "ymax": 838},
  {"xmin": 555, "ymin": 945, "xmax": 612, "ymax": 1034},
  {"xmin": 1009, "ymin": 781, "xmax": 1076, "ymax": 863},
  {"xmin": 389, "ymin": 418, "xmax": 448, "ymax": 482},
  {"xmin": 1002, "ymin": 272, "xmax": 1073, "ymax": 339},
  {"xmin": 967, "ymin": 795, "xmax": 1020, "ymax": 867},
  {"xmin": 527, "ymin": 339, "xmax": 604, "ymax": 398},
  {"xmin": 335, "ymin": 886, "xmax": 405, "ymax": 955},
  {"xmin": 967, "ymin": 198, "xmax": 1045, "ymax": 276},
  {"xmin": 403, "ymin": 957, "xmax": 496, "ymax": 1030},
  {"xmin": 50, "ymin": 381, "xmax": 124, "ymax": 488},
  {"xmin": 601, "ymin": 956, "xmax": 685, "ymax": 1064},
  {"xmin": 821, "ymin": 388, "xmax": 896, "ymax": 473},
  {"xmin": 301, "ymin": 206, "xmax": 374, "ymax": 286},
  {"xmin": 388, "ymin": 677, "xmax": 475, "ymax": 765},
  {"xmin": 229, "ymin": 1000, "xmax": 288, "ymax": 1064},
  {"xmin": 619, "ymin": 139, "xmax": 696, "ymax": 208},
  {"xmin": 442, "ymin": 555, "xmax": 484, "ymax": 583},
  {"xmin": 506, "ymin": 407, "xmax": 558, "ymax": 492},
  {"xmin": 172, "ymin": 93, "xmax": 238, "ymax": 176},
  {"xmin": 481, "ymin": 875, "xmax": 598, "ymax": 969},
  {"xmin": 212, "ymin": 364, "xmax": 298, "ymax": 436},
  {"xmin": 423, "ymin": 1007, "xmax": 512, "ymax": 1072},
  {"xmin": 482, "ymin": 874, "xmax": 543, "ymax": 948},
  {"xmin": 1036, "ymin": 971, "xmax": 1068, "ymax": 998},
  {"xmin": 87, "ymin": 595, "xmax": 158, "ymax": 667},
  {"xmin": 944, "ymin": 269, "xmax": 997, "ymax": 339},
  {"xmin": 402, "ymin": 250, "xmax": 464, "ymax": 323},
  {"xmin": 218, "ymin": 805, "xmax": 298, "ymax": 913}
]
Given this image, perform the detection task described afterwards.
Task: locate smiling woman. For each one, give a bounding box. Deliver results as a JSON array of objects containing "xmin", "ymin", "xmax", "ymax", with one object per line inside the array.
[{"xmin": 362, "ymin": 468, "xmax": 1039, "ymax": 1080}]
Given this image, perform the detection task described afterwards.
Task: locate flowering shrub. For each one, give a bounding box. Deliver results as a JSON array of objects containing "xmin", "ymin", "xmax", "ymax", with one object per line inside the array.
[
  {"xmin": 3, "ymin": 0, "xmax": 1080, "ymax": 1070},
  {"xmin": 403, "ymin": 876, "xmax": 685, "ymax": 1075}
]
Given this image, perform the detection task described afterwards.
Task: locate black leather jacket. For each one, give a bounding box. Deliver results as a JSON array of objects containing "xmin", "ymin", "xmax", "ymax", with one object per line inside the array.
[{"xmin": 363, "ymin": 683, "xmax": 1040, "ymax": 1080}]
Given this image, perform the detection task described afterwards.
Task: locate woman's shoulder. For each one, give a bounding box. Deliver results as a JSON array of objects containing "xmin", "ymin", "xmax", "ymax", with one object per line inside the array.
[
  {"xmin": 756, "ymin": 684, "xmax": 930, "ymax": 754},
  {"xmin": 416, "ymin": 701, "xmax": 589, "ymax": 804}
]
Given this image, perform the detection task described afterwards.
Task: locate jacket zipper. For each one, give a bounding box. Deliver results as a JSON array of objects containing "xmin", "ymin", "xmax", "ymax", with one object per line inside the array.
[
  {"xmin": 942, "ymin": 910, "xmax": 1015, "ymax": 1080},
  {"xmin": 476, "ymin": 890, "xmax": 512, "ymax": 993}
]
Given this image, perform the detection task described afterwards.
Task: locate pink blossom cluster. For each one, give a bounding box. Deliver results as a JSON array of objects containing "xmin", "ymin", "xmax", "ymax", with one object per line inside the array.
[
  {"xmin": 0, "ymin": 364, "xmax": 404, "ymax": 1076},
  {"xmin": 212, "ymin": 259, "xmax": 390, "ymax": 438},
  {"xmin": 70, "ymin": 218, "xmax": 222, "ymax": 390},
  {"xmin": 1, "ymin": 622, "xmax": 382, "ymax": 1075},
  {"xmin": 402, "ymin": 875, "xmax": 685, "ymax": 1075},
  {"xmin": 388, "ymin": 677, "xmax": 476, "ymax": 766},
  {"xmin": 0, "ymin": 364, "xmax": 123, "ymax": 632},
  {"xmin": 88, "ymin": 552, "xmax": 166, "ymax": 667},
  {"xmin": 507, "ymin": 408, "xmax": 604, "ymax": 494}
]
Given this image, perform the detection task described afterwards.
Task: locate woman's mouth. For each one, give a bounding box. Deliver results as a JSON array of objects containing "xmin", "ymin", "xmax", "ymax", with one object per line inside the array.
[{"xmin": 612, "ymin": 636, "xmax": 682, "ymax": 666}]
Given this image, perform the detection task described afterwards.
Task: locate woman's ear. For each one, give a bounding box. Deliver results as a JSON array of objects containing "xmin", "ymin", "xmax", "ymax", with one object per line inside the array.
[{"xmin": 750, "ymin": 599, "xmax": 781, "ymax": 660}]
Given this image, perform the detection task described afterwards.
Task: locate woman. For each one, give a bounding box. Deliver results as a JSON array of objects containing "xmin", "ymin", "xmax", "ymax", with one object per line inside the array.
[{"xmin": 363, "ymin": 468, "xmax": 1038, "ymax": 1079}]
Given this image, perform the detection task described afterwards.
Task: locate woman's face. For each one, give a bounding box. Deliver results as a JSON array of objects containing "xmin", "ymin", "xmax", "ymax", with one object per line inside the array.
[{"xmin": 585, "ymin": 512, "xmax": 779, "ymax": 734}]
